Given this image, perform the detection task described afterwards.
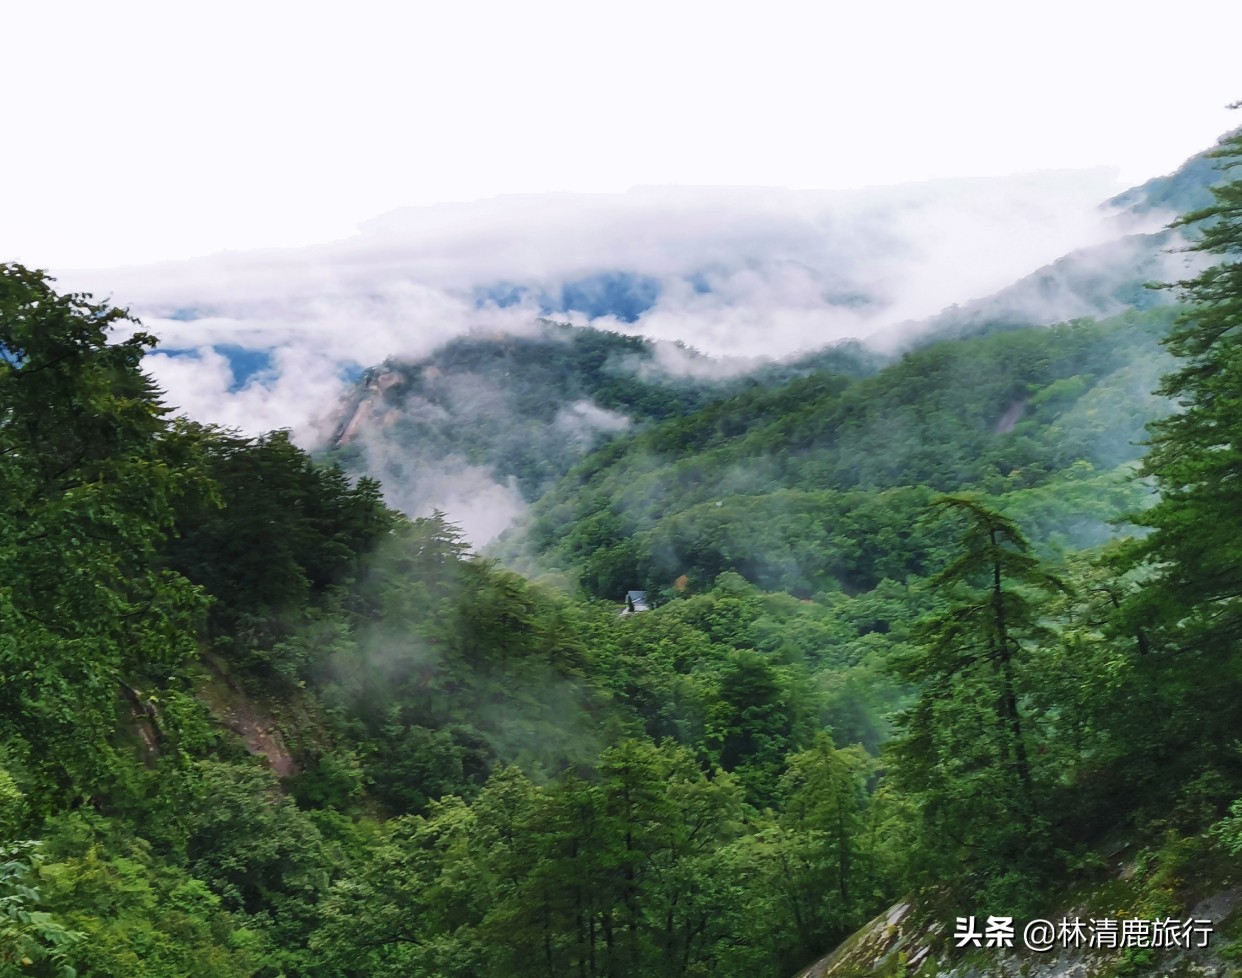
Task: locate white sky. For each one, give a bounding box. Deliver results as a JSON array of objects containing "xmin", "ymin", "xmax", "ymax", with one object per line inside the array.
[{"xmin": 2, "ymin": 0, "xmax": 1240, "ymax": 271}]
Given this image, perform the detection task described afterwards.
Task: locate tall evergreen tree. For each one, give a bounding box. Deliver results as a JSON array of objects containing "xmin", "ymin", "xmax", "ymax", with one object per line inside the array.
[
  {"xmin": 1125, "ymin": 120, "xmax": 1242, "ymax": 655},
  {"xmin": 1112, "ymin": 118, "xmax": 1242, "ymax": 801},
  {"xmin": 888, "ymin": 497, "xmax": 1061, "ymax": 899}
]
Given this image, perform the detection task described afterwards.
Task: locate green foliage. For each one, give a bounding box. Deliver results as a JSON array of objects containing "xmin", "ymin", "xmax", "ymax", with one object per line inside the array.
[
  {"xmin": 181, "ymin": 761, "xmax": 332, "ymax": 919},
  {"xmin": 887, "ymin": 498, "xmax": 1063, "ymax": 904},
  {"xmin": 0, "ymin": 842, "xmax": 82, "ymax": 977},
  {"xmin": 0, "ymin": 262, "xmax": 919, "ymax": 972},
  {"xmin": 328, "ymin": 321, "xmax": 743, "ymax": 507},
  {"xmin": 164, "ymin": 425, "xmax": 394, "ymax": 683},
  {"xmin": 1212, "ymin": 799, "xmax": 1242, "ymax": 857},
  {"xmin": 34, "ymin": 828, "xmax": 254, "ymax": 978},
  {"xmin": 306, "ymin": 514, "xmax": 610, "ymax": 810},
  {"xmin": 756, "ymin": 735, "xmax": 885, "ymax": 964},
  {"xmin": 0, "ymin": 264, "xmax": 208, "ymax": 805},
  {"xmin": 311, "ymin": 740, "xmax": 847, "ymax": 978},
  {"xmin": 1109, "ymin": 121, "xmax": 1242, "ymax": 809},
  {"xmin": 525, "ymin": 307, "xmax": 1173, "ymax": 600},
  {"xmin": 1123, "ymin": 124, "xmax": 1242, "ymax": 656},
  {"xmin": 4, "ymin": 137, "xmax": 1239, "ymax": 978}
]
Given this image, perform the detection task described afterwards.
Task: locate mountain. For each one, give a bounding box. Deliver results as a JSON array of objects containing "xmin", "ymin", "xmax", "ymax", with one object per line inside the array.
[
  {"xmin": 319, "ymin": 140, "xmax": 1231, "ymax": 546},
  {"xmin": 507, "ymin": 305, "xmax": 1173, "ymax": 599},
  {"xmin": 10, "ymin": 130, "xmax": 1242, "ymax": 978},
  {"xmin": 60, "ymin": 168, "xmax": 1140, "ymax": 443},
  {"xmin": 887, "ymin": 230, "xmax": 1178, "ymax": 344},
  {"xmin": 323, "ymin": 320, "xmax": 881, "ymax": 543},
  {"xmin": 876, "ymin": 135, "xmax": 1242, "ymax": 348},
  {"xmin": 1106, "ymin": 140, "xmax": 1228, "ymax": 219}
]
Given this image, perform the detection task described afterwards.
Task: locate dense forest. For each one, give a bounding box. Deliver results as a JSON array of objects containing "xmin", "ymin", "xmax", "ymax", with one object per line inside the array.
[{"xmin": 4, "ymin": 127, "xmax": 1242, "ymax": 978}]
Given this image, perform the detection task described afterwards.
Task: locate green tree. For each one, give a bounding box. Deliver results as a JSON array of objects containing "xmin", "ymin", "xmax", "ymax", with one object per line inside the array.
[
  {"xmin": 705, "ymin": 648, "xmax": 815, "ymax": 804},
  {"xmin": 33, "ymin": 827, "xmax": 255, "ymax": 978},
  {"xmin": 0, "ymin": 264, "xmax": 207, "ymax": 806},
  {"xmin": 1112, "ymin": 119, "xmax": 1242, "ymax": 807},
  {"xmin": 163, "ymin": 425, "xmax": 393, "ymax": 683},
  {"xmin": 1124, "ymin": 122, "xmax": 1242, "ymax": 657},
  {"xmin": 0, "ymin": 841, "xmax": 82, "ymax": 977},
  {"xmin": 181, "ymin": 761, "xmax": 331, "ymax": 921},
  {"xmin": 888, "ymin": 497, "xmax": 1062, "ymax": 899},
  {"xmin": 734, "ymin": 734, "xmax": 883, "ymax": 970}
]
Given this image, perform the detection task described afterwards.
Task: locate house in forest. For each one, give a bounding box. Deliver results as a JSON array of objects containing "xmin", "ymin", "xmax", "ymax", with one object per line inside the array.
[{"xmin": 621, "ymin": 590, "xmax": 649, "ymax": 614}]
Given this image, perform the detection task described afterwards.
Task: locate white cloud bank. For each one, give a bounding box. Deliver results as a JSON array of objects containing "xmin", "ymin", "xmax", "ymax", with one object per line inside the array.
[{"xmin": 64, "ymin": 169, "xmax": 1147, "ymax": 444}]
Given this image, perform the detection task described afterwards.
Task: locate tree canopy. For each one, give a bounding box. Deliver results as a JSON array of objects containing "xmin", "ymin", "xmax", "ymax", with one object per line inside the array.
[{"xmin": 6, "ymin": 122, "xmax": 1242, "ymax": 976}]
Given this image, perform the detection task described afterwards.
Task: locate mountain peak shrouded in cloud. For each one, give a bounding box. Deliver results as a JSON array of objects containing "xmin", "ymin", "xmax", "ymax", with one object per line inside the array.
[
  {"xmin": 321, "ymin": 320, "xmax": 752, "ymax": 546},
  {"xmin": 1104, "ymin": 126, "xmax": 1242, "ymax": 221},
  {"xmin": 64, "ymin": 168, "xmax": 1146, "ymax": 448},
  {"xmin": 104, "ymin": 137, "xmax": 1239, "ymax": 547}
]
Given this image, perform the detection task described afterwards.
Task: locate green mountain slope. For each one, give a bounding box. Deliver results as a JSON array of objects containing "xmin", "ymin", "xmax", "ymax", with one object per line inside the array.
[
  {"xmin": 1107, "ymin": 134, "xmax": 1234, "ymax": 219},
  {"xmin": 325, "ymin": 136, "xmax": 1233, "ymax": 548},
  {"xmin": 515, "ymin": 307, "xmax": 1173, "ymax": 599},
  {"xmin": 874, "ymin": 136, "xmax": 1239, "ymax": 348},
  {"xmin": 324, "ymin": 319, "xmax": 880, "ymax": 539},
  {"xmin": 9, "ymin": 127, "xmax": 1242, "ymax": 978}
]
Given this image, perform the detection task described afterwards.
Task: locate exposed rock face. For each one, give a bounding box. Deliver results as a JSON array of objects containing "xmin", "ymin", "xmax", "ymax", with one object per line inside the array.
[
  {"xmin": 333, "ymin": 368, "xmax": 405, "ymax": 447},
  {"xmin": 794, "ymin": 890, "xmax": 1242, "ymax": 978},
  {"xmin": 198, "ymin": 661, "xmax": 299, "ymax": 779}
]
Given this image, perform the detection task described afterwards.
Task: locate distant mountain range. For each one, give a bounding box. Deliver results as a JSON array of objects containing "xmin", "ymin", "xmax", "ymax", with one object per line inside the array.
[
  {"xmin": 310, "ymin": 136, "xmax": 1233, "ymax": 541},
  {"xmin": 76, "ymin": 129, "xmax": 1230, "ymax": 541}
]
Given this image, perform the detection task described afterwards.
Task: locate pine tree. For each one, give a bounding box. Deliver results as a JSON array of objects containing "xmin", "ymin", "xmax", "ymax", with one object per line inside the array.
[
  {"xmin": 888, "ymin": 496, "xmax": 1062, "ymax": 898},
  {"xmin": 1125, "ymin": 120, "xmax": 1242, "ymax": 657},
  {"xmin": 1105, "ymin": 118, "xmax": 1242, "ymax": 803}
]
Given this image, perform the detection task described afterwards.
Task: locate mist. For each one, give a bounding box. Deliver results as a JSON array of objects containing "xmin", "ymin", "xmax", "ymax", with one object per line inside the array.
[{"xmin": 56, "ymin": 168, "xmax": 1146, "ymax": 445}]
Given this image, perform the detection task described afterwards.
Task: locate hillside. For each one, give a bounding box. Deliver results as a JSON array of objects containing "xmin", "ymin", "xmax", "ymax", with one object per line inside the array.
[
  {"xmin": 509, "ymin": 306, "xmax": 1171, "ymax": 599},
  {"xmin": 318, "ymin": 137, "xmax": 1233, "ymax": 552},
  {"xmin": 324, "ymin": 319, "xmax": 880, "ymax": 542},
  {"xmin": 5, "ymin": 127, "xmax": 1242, "ymax": 978},
  {"xmin": 875, "ymin": 135, "xmax": 1240, "ymax": 348}
]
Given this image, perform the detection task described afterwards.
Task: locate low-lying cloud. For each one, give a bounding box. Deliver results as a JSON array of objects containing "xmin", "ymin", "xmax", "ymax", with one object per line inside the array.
[{"xmin": 62, "ymin": 169, "xmax": 1151, "ymax": 445}]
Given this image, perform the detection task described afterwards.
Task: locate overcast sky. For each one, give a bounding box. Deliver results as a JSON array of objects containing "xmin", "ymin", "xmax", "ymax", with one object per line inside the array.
[{"xmin": 3, "ymin": 0, "xmax": 1240, "ymax": 270}]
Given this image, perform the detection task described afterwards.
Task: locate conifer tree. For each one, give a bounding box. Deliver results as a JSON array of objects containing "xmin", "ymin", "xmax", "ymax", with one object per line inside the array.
[
  {"xmin": 1107, "ymin": 117, "xmax": 1242, "ymax": 801},
  {"xmin": 888, "ymin": 496, "xmax": 1061, "ymax": 897},
  {"xmin": 1125, "ymin": 119, "xmax": 1242, "ymax": 658}
]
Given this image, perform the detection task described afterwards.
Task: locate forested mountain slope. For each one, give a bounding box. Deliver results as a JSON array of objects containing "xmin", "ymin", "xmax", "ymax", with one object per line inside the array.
[
  {"xmin": 515, "ymin": 306, "xmax": 1173, "ymax": 599},
  {"xmin": 324, "ymin": 136, "xmax": 1231, "ymax": 548},
  {"xmin": 324, "ymin": 319, "xmax": 879, "ymax": 540},
  {"xmin": 874, "ymin": 137, "xmax": 1236, "ymax": 347},
  {"xmin": 890, "ymin": 230, "xmax": 1177, "ymax": 343},
  {"xmin": 0, "ymin": 263, "xmax": 905, "ymax": 976},
  {"xmin": 6, "ymin": 126, "xmax": 1242, "ymax": 978}
]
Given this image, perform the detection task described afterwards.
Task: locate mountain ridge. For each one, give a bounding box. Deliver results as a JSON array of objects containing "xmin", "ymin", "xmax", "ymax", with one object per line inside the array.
[{"xmin": 320, "ymin": 138, "xmax": 1229, "ymax": 544}]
